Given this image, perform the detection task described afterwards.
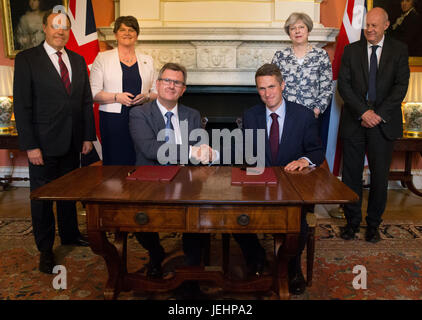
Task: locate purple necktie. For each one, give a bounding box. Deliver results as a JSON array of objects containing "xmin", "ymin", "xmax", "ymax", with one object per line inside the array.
[
  {"xmin": 269, "ymin": 113, "xmax": 279, "ymax": 164},
  {"xmin": 56, "ymin": 51, "xmax": 71, "ymax": 95}
]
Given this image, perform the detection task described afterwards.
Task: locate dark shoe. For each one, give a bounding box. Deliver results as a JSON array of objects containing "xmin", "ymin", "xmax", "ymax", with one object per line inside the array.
[
  {"xmin": 172, "ymin": 281, "xmax": 209, "ymax": 300},
  {"xmin": 146, "ymin": 263, "xmax": 163, "ymax": 278},
  {"xmin": 61, "ymin": 235, "xmax": 89, "ymax": 247},
  {"xmin": 288, "ymin": 268, "xmax": 306, "ymax": 295},
  {"xmin": 39, "ymin": 251, "xmax": 55, "ymax": 274},
  {"xmin": 246, "ymin": 260, "xmax": 269, "ymax": 277},
  {"xmin": 365, "ymin": 226, "xmax": 381, "ymax": 243},
  {"xmin": 340, "ymin": 224, "xmax": 360, "ymax": 240}
]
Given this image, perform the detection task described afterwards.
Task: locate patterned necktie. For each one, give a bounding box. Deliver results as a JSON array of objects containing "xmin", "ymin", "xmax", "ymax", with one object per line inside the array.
[
  {"xmin": 269, "ymin": 113, "xmax": 279, "ymax": 164},
  {"xmin": 165, "ymin": 111, "xmax": 175, "ymax": 142},
  {"xmin": 367, "ymin": 45, "xmax": 379, "ymax": 105},
  {"xmin": 56, "ymin": 51, "xmax": 71, "ymax": 95}
]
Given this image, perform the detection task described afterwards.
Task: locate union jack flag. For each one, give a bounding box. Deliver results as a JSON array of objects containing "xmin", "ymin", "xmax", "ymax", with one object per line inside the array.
[
  {"xmin": 324, "ymin": 0, "xmax": 367, "ymax": 175},
  {"xmin": 66, "ymin": 0, "xmax": 102, "ymax": 161}
]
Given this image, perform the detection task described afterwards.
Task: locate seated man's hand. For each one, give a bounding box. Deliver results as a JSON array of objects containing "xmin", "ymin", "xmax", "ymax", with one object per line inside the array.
[
  {"xmin": 284, "ymin": 158, "xmax": 309, "ymax": 171},
  {"xmin": 191, "ymin": 144, "xmax": 217, "ymax": 164}
]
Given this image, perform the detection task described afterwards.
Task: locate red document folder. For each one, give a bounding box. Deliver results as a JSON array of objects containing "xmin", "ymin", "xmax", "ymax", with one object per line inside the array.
[
  {"xmin": 126, "ymin": 166, "xmax": 180, "ymax": 182},
  {"xmin": 231, "ymin": 167, "xmax": 277, "ymax": 185}
]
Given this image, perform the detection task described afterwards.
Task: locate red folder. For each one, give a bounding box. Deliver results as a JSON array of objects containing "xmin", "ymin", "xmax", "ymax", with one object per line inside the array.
[
  {"xmin": 231, "ymin": 167, "xmax": 277, "ymax": 185},
  {"xmin": 126, "ymin": 166, "xmax": 180, "ymax": 182}
]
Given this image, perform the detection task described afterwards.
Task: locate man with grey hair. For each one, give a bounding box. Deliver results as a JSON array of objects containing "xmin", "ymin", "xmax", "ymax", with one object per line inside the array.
[
  {"xmin": 129, "ymin": 62, "xmax": 217, "ymax": 298},
  {"xmin": 338, "ymin": 7, "xmax": 409, "ymax": 243}
]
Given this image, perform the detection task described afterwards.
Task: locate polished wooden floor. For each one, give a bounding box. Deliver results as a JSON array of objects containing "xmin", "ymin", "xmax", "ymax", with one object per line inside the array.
[{"xmin": 1, "ymin": 185, "xmax": 422, "ymax": 223}]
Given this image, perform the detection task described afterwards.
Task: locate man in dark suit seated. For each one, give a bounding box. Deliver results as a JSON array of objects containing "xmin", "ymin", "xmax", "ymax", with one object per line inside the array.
[
  {"xmin": 129, "ymin": 62, "xmax": 217, "ymax": 298},
  {"xmin": 13, "ymin": 9, "xmax": 96, "ymax": 274},
  {"xmin": 233, "ymin": 63, "xmax": 324, "ymax": 295},
  {"xmin": 338, "ymin": 7, "xmax": 410, "ymax": 243}
]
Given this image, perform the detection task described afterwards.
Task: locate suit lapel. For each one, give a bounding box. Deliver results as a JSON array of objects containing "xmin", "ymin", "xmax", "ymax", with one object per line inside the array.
[
  {"xmin": 378, "ymin": 37, "xmax": 392, "ymax": 78},
  {"xmin": 256, "ymin": 105, "xmax": 272, "ymax": 165},
  {"xmin": 178, "ymin": 105, "xmax": 190, "ymax": 145},
  {"xmin": 360, "ymin": 40, "xmax": 369, "ymax": 89},
  {"xmin": 278, "ymin": 101, "xmax": 296, "ymax": 164},
  {"xmin": 151, "ymin": 101, "xmax": 166, "ymax": 136},
  {"xmin": 66, "ymin": 48, "xmax": 78, "ymax": 96}
]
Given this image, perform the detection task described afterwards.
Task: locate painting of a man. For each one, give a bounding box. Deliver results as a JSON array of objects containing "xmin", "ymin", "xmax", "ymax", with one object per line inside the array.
[{"xmin": 374, "ymin": 0, "xmax": 422, "ymax": 57}]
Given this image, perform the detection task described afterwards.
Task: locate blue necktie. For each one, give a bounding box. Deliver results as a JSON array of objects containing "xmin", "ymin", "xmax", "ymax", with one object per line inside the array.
[
  {"xmin": 367, "ymin": 45, "xmax": 379, "ymax": 106},
  {"xmin": 164, "ymin": 111, "xmax": 174, "ymax": 142}
]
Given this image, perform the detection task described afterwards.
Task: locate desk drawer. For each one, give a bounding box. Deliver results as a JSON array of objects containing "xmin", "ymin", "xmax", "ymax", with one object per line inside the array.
[
  {"xmin": 198, "ymin": 206, "xmax": 300, "ymax": 233},
  {"xmin": 98, "ymin": 204, "xmax": 186, "ymax": 231}
]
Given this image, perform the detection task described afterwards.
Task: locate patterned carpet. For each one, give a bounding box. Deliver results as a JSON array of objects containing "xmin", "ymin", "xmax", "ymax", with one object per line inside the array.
[{"xmin": 0, "ymin": 218, "xmax": 421, "ymax": 300}]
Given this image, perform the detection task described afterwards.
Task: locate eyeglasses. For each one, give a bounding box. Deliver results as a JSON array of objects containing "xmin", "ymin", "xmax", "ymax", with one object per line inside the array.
[{"xmin": 158, "ymin": 78, "xmax": 185, "ymax": 88}]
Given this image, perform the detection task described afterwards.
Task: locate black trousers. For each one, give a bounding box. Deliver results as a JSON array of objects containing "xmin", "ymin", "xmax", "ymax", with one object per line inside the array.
[
  {"xmin": 134, "ymin": 232, "xmax": 210, "ymax": 266},
  {"xmin": 342, "ymin": 126, "xmax": 394, "ymax": 228},
  {"xmin": 233, "ymin": 207, "xmax": 309, "ymax": 269},
  {"xmin": 29, "ymin": 148, "xmax": 81, "ymax": 253}
]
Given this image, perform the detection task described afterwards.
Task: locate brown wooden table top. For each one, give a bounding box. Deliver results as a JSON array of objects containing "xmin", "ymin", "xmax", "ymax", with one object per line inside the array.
[{"xmin": 31, "ymin": 166, "xmax": 358, "ymax": 205}]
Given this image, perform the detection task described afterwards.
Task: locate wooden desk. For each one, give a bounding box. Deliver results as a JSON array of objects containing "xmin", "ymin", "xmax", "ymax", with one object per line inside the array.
[
  {"xmin": 0, "ymin": 134, "xmax": 19, "ymax": 150},
  {"xmin": 0, "ymin": 134, "xmax": 27, "ymax": 189},
  {"xmin": 31, "ymin": 166, "xmax": 357, "ymax": 300},
  {"xmin": 390, "ymin": 138, "xmax": 422, "ymax": 197}
]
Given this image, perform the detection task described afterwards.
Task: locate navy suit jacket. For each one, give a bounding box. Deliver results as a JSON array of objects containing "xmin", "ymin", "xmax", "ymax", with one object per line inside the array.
[
  {"xmin": 129, "ymin": 100, "xmax": 202, "ymax": 166},
  {"xmin": 242, "ymin": 100, "xmax": 324, "ymax": 167}
]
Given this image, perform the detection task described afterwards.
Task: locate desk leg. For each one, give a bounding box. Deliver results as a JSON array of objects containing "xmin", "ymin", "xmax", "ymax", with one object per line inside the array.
[
  {"xmin": 274, "ymin": 233, "xmax": 299, "ymax": 300},
  {"xmin": 88, "ymin": 230, "xmax": 126, "ymax": 300},
  {"xmin": 404, "ymin": 151, "xmax": 422, "ymax": 197}
]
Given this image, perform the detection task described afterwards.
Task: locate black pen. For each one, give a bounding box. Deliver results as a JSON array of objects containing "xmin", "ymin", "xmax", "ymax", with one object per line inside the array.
[{"xmin": 127, "ymin": 168, "xmax": 136, "ymax": 176}]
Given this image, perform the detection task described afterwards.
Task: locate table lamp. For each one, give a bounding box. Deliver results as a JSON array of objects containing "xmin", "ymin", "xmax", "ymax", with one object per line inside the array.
[
  {"xmin": 402, "ymin": 73, "xmax": 422, "ymax": 138},
  {"xmin": 0, "ymin": 65, "xmax": 14, "ymax": 135}
]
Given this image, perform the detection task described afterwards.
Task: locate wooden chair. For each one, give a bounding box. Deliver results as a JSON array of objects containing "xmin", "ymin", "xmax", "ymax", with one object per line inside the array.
[{"xmin": 218, "ymin": 160, "xmax": 329, "ymax": 286}]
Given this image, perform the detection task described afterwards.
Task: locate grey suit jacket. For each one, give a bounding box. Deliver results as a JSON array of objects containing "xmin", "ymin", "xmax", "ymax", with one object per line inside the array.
[{"xmin": 129, "ymin": 100, "xmax": 202, "ymax": 165}]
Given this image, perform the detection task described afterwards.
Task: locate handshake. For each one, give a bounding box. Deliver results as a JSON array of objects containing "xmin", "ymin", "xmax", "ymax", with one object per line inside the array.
[{"xmin": 191, "ymin": 144, "xmax": 218, "ymax": 164}]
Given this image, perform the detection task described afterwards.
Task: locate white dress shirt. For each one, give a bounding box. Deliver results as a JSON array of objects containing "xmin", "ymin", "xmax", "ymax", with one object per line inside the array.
[
  {"xmin": 43, "ymin": 41, "xmax": 72, "ymax": 82},
  {"xmin": 156, "ymin": 99, "xmax": 182, "ymax": 145},
  {"xmin": 367, "ymin": 36, "xmax": 385, "ymax": 68}
]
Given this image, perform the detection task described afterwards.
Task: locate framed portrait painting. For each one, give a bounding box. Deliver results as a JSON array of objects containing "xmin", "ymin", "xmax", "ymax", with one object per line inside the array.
[
  {"xmin": 369, "ymin": 0, "xmax": 422, "ymax": 66},
  {"xmin": 1, "ymin": 0, "xmax": 68, "ymax": 58}
]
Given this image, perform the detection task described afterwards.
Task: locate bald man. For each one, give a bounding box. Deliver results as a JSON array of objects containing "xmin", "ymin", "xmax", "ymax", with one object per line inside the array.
[{"xmin": 338, "ymin": 7, "xmax": 409, "ymax": 243}]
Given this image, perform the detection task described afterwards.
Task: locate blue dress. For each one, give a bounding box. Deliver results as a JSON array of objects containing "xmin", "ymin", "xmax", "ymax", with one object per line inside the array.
[{"xmin": 99, "ymin": 62, "xmax": 142, "ymax": 165}]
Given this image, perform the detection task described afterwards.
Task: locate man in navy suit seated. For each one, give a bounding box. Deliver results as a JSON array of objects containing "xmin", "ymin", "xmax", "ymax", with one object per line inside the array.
[{"xmin": 234, "ymin": 63, "xmax": 324, "ymax": 295}]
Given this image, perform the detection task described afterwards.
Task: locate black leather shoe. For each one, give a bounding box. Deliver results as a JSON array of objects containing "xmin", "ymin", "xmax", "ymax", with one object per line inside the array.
[
  {"xmin": 246, "ymin": 260, "xmax": 269, "ymax": 277},
  {"xmin": 365, "ymin": 226, "xmax": 381, "ymax": 243},
  {"xmin": 340, "ymin": 224, "xmax": 360, "ymax": 240},
  {"xmin": 146, "ymin": 263, "xmax": 163, "ymax": 278},
  {"xmin": 172, "ymin": 281, "xmax": 209, "ymax": 300},
  {"xmin": 39, "ymin": 251, "xmax": 55, "ymax": 274},
  {"xmin": 62, "ymin": 235, "xmax": 89, "ymax": 247},
  {"xmin": 288, "ymin": 269, "xmax": 306, "ymax": 295}
]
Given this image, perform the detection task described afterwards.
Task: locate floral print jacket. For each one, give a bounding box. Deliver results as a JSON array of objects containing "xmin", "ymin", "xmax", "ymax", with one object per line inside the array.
[{"xmin": 272, "ymin": 46, "xmax": 333, "ymax": 114}]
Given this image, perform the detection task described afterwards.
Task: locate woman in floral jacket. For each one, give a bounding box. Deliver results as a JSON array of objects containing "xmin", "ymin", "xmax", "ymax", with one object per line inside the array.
[{"xmin": 272, "ymin": 12, "xmax": 333, "ymax": 124}]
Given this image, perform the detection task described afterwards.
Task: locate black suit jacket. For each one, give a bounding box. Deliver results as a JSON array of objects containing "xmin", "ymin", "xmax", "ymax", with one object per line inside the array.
[
  {"xmin": 242, "ymin": 101, "xmax": 324, "ymax": 167},
  {"xmin": 338, "ymin": 36, "xmax": 410, "ymax": 140},
  {"xmin": 13, "ymin": 42, "xmax": 96, "ymax": 156},
  {"xmin": 129, "ymin": 100, "xmax": 202, "ymax": 166}
]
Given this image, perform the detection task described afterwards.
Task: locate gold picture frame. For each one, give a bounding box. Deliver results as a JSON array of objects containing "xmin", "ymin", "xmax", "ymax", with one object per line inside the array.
[
  {"xmin": 1, "ymin": 0, "xmax": 68, "ymax": 58},
  {"xmin": 368, "ymin": 0, "xmax": 422, "ymax": 66}
]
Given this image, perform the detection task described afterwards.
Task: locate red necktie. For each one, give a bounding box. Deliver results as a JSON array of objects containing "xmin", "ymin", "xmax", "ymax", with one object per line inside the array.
[
  {"xmin": 269, "ymin": 113, "xmax": 279, "ymax": 164},
  {"xmin": 56, "ymin": 51, "xmax": 71, "ymax": 95}
]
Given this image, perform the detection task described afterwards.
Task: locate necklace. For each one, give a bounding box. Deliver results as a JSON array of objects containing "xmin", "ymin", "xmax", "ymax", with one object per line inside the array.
[
  {"xmin": 292, "ymin": 44, "xmax": 312, "ymax": 59},
  {"xmin": 119, "ymin": 53, "xmax": 135, "ymax": 64}
]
